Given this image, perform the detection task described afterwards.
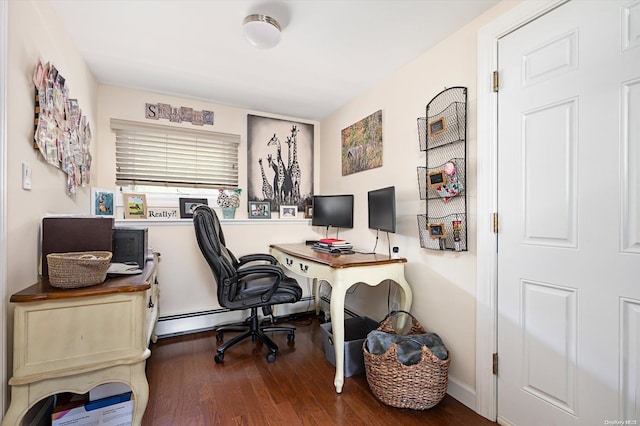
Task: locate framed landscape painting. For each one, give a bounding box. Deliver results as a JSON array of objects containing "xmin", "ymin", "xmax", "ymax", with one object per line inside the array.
[{"xmin": 123, "ymin": 193, "xmax": 148, "ymax": 219}]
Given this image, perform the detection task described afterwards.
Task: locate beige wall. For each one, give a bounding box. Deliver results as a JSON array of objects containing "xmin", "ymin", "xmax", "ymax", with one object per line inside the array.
[
  {"xmin": 319, "ymin": 0, "xmax": 519, "ymax": 406},
  {"xmin": 6, "ymin": 2, "xmax": 97, "ymax": 301},
  {"xmin": 4, "ymin": 0, "xmax": 98, "ymax": 411}
]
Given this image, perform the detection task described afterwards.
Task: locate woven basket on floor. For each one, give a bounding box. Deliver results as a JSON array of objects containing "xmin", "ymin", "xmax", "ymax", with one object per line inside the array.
[
  {"xmin": 363, "ymin": 311, "xmax": 450, "ymax": 410},
  {"xmin": 47, "ymin": 251, "xmax": 112, "ymax": 288}
]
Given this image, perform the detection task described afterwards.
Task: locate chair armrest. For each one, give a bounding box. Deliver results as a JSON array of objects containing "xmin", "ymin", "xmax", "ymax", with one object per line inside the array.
[
  {"xmin": 236, "ymin": 264, "xmax": 285, "ymax": 280},
  {"xmin": 236, "ymin": 264, "xmax": 287, "ymax": 302},
  {"xmin": 237, "ymin": 253, "xmax": 277, "ymax": 266}
]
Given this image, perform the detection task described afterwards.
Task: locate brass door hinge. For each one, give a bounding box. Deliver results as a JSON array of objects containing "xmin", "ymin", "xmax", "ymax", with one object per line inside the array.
[
  {"xmin": 493, "ymin": 71, "xmax": 499, "ymax": 93},
  {"xmin": 493, "ymin": 212, "xmax": 498, "ymax": 234},
  {"xmin": 493, "ymin": 353, "xmax": 498, "ymax": 375}
]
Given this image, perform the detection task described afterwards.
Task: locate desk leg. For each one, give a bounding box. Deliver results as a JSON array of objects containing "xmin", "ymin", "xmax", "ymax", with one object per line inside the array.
[
  {"xmin": 313, "ymin": 278, "xmax": 321, "ymax": 315},
  {"xmin": 395, "ymin": 271, "xmax": 414, "ymax": 331},
  {"xmin": 130, "ymin": 362, "xmax": 150, "ymax": 425},
  {"xmin": 2, "ymin": 385, "xmax": 28, "ymax": 426},
  {"xmin": 329, "ymin": 285, "xmax": 346, "ymax": 393}
]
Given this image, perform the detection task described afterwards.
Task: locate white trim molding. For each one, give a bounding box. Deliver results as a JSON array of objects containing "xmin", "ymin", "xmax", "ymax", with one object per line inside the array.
[
  {"xmin": 0, "ymin": 0, "xmax": 8, "ymax": 416},
  {"xmin": 475, "ymin": 0, "xmax": 569, "ymax": 420}
]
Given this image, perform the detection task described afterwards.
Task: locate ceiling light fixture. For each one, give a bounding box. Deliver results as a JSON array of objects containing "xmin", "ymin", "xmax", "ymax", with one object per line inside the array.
[{"xmin": 242, "ymin": 14, "xmax": 281, "ymax": 49}]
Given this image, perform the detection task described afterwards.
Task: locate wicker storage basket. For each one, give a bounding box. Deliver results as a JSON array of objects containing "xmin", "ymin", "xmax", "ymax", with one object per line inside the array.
[
  {"xmin": 363, "ymin": 311, "xmax": 450, "ymax": 410},
  {"xmin": 46, "ymin": 251, "xmax": 112, "ymax": 288}
]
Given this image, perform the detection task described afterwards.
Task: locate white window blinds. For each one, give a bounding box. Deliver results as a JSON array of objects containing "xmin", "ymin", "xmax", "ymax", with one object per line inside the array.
[{"xmin": 111, "ymin": 118, "xmax": 239, "ymax": 189}]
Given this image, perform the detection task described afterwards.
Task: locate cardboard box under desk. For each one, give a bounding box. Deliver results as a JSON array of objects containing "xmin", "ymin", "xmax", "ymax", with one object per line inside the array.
[{"xmin": 320, "ymin": 316, "xmax": 378, "ymax": 377}]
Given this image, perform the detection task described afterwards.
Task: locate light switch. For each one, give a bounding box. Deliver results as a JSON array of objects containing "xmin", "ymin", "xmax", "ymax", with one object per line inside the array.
[{"xmin": 22, "ymin": 162, "xmax": 32, "ymax": 190}]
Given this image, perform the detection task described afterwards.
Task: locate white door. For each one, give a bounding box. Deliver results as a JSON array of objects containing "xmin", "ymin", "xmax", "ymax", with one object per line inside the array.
[{"xmin": 497, "ymin": 1, "xmax": 640, "ymax": 424}]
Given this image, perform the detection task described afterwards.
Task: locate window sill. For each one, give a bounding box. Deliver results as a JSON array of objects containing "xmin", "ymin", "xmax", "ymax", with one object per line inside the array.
[{"xmin": 114, "ymin": 218, "xmax": 312, "ymax": 227}]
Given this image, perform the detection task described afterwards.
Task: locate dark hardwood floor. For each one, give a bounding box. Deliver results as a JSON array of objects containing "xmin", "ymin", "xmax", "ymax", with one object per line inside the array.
[{"xmin": 142, "ymin": 315, "xmax": 496, "ymax": 426}]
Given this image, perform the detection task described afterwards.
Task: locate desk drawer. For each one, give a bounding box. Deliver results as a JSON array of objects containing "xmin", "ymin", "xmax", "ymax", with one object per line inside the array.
[{"xmin": 274, "ymin": 252, "xmax": 329, "ymax": 279}]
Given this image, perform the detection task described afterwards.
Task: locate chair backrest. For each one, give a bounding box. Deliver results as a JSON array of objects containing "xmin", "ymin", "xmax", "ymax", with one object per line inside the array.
[{"xmin": 192, "ymin": 205, "xmax": 240, "ymax": 307}]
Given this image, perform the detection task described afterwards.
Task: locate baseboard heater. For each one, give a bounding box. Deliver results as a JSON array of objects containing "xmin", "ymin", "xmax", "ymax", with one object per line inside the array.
[{"xmin": 155, "ymin": 295, "xmax": 316, "ymax": 339}]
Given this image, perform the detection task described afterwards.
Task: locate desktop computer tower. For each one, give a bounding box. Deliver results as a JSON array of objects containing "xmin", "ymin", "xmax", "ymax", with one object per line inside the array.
[{"xmin": 112, "ymin": 227, "xmax": 148, "ymax": 268}]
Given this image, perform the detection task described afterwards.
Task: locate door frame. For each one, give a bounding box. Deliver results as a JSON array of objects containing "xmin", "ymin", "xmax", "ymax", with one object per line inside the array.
[
  {"xmin": 0, "ymin": 0, "xmax": 7, "ymax": 416},
  {"xmin": 475, "ymin": 0, "xmax": 569, "ymax": 420}
]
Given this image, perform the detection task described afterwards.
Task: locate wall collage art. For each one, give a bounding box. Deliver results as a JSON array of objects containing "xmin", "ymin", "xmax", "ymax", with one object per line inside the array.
[{"xmin": 33, "ymin": 59, "xmax": 92, "ymax": 196}]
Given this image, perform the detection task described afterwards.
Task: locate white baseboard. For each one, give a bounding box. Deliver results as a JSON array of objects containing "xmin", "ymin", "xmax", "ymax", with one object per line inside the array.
[{"xmin": 446, "ymin": 376, "xmax": 477, "ymax": 413}]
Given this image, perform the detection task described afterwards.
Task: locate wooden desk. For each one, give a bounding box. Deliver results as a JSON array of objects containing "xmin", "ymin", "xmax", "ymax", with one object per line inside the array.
[
  {"xmin": 2, "ymin": 254, "xmax": 160, "ymax": 425},
  {"xmin": 269, "ymin": 244, "xmax": 412, "ymax": 393}
]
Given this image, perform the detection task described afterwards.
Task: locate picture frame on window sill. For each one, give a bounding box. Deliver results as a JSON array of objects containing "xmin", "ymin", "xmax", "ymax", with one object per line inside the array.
[
  {"xmin": 279, "ymin": 205, "xmax": 297, "ymax": 219},
  {"xmin": 248, "ymin": 201, "xmax": 271, "ymax": 219},
  {"xmin": 91, "ymin": 187, "xmax": 115, "ymax": 217},
  {"xmin": 123, "ymin": 193, "xmax": 148, "ymax": 219},
  {"xmin": 179, "ymin": 197, "xmax": 208, "ymax": 219}
]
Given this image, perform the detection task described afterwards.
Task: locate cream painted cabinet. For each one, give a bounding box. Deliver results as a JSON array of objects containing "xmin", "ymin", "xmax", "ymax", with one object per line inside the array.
[{"xmin": 2, "ymin": 254, "xmax": 159, "ymax": 425}]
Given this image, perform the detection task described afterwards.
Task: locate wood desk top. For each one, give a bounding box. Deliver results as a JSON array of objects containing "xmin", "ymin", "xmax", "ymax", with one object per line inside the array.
[
  {"xmin": 270, "ymin": 243, "xmax": 406, "ymax": 269},
  {"xmin": 10, "ymin": 254, "xmax": 159, "ymax": 303}
]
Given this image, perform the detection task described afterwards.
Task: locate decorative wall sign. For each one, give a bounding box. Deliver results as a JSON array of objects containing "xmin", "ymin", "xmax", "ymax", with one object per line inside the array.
[
  {"xmin": 341, "ymin": 109, "xmax": 383, "ymax": 176},
  {"xmin": 145, "ymin": 102, "xmax": 214, "ymax": 126},
  {"xmin": 33, "ymin": 59, "xmax": 92, "ymax": 196},
  {"xmin": 147, "ymin": 207, "xmax": 179, "ymax": 220}
]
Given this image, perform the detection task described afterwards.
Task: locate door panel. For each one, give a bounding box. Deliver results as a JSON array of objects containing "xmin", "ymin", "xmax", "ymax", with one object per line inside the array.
[{"xmin": 497, "ymin": 1, "xmax": 640, "ymax": 424}]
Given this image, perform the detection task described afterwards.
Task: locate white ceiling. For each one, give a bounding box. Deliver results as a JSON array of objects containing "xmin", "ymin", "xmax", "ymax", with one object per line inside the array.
[{"xmin": 49, "ymin": 0, "xmax": 499, "ymax": 121}]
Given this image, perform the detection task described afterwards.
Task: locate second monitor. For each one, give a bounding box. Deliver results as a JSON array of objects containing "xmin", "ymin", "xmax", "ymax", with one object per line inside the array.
[{"xmin": 368, "ymin": 186, "xmax": 396, "ymax": 233}]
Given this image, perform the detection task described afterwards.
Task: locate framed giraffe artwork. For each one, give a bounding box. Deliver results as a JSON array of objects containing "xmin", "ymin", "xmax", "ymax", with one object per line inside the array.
[{"xmin": 247, "ymin": 115, "xmax": 314, "ymax": 213}]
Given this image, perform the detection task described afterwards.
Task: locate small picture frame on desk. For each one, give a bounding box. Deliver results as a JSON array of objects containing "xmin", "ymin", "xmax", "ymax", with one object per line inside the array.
[
  {"xmin": 248, "ymin": 201, "xmax": 271, "ymax": 219},
  {"xmin": 304, "ymin": 205, "xmax": 313, "ymax": 219},
  {"xmin": 123, "ymin": 193, "xmax": 148, "ymax": 219},
  {"xmin": 279, "ymin": 205, "xmax": 297, "ymax": 219},
  {"xmin": 179, "ymin": 198, "xmax": 208, "ymax": 219}
]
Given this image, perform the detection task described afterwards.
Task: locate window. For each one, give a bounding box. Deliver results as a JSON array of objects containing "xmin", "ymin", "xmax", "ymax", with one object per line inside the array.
[{"xmin": 111, "ymin": 118, "xmax": 239, "ymax": 190}]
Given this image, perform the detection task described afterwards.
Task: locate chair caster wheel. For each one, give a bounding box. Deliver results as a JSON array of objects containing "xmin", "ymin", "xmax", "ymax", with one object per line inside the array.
[
  {"xmin": 214, "ymin": 353, "xmax": 224, "ymax": 363},
  {"xmin": 287, "ymin": 332, "xmax": 295, "ymax": 341},
  {"xmin": 216, "ymin": 331, "xmax": 223, "ymax": 341},
  {"xmin": 266, "ymin": 352, "xmax": 276, "ymax": 363}
]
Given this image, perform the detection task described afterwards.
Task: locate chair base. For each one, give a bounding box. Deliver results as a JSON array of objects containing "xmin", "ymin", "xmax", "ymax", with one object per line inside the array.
[{"xmin": 214, "ymin": 307, "xmax": 295, "ymax": 363}]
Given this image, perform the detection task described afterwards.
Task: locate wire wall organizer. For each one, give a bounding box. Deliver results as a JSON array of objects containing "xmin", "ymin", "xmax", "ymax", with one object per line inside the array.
[{"xmin": 416, "ymin": 87, "xmax": 467, "ymax": 251}]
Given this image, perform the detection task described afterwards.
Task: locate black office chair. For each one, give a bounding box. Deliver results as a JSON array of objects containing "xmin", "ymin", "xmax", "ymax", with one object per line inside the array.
[{"xmin": 192, "ymin": 205, "xmax": 302, "ymax": 363}]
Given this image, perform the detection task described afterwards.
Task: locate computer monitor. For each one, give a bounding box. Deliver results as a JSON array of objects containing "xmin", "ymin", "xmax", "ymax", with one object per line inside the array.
[
  {"xmin": 368, "ymin": 186, "xmax": 396, "ymax": 233},
  {"xmin": 311, "ymin": 194, "xmax": 354, "ymax": 229}
]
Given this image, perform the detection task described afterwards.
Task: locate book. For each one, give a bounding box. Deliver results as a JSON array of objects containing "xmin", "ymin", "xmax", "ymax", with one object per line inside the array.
[{"xmin": 319, "ymin": 238, "xmax": 344, "ymax": 244}]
